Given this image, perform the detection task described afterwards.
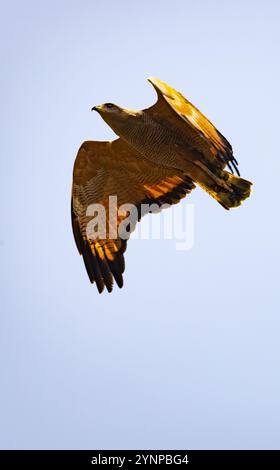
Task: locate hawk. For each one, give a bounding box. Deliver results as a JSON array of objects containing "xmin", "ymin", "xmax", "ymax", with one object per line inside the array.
[{"xmin": 72, "ymin": 78, "xmax": 252, "ymax": 293}]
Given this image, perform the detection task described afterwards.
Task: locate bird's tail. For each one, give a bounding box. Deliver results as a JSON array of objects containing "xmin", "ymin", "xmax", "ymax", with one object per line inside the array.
[{"xmin": 198, "ymin": 170, "xmax": 252, "ymax": 210}]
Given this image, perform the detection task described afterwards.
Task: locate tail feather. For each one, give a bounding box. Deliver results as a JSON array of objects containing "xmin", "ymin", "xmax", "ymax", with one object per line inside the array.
[{"xmin": 200, "ymin": 171, "xmax": 252, "ymax": 210}]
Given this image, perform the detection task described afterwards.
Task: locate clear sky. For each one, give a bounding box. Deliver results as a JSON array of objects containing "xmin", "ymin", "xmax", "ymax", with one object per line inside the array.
[{"xmin": 1, "ymin": 0, "xmax": 280, "ymax": 450}]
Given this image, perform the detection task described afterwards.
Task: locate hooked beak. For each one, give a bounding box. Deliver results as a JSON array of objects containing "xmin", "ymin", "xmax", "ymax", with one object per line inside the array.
[{"xmin": 91, "ymin": 105, "xmax": 101, "ymax": 112}]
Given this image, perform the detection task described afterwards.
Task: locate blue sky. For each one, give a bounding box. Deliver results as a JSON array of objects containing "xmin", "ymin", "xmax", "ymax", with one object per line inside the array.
[{"xmin": 1, "ymin": 0, "xmax": 280, "ymax": 449}]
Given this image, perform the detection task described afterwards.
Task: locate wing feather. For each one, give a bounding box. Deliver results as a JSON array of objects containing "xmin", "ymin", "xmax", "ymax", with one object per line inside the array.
[
  {"xmin": 72, "ymin": 138, "xmax": 195, "ymax": 292},
  {"xmin": 146, "ymin": 77, "xmax": 240, "ymax": 175}
]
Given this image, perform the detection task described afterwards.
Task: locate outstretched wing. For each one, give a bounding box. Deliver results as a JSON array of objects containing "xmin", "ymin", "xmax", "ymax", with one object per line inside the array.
[
  {"xmin": 72, "ymin": 138, "xmax": 195, "ymax": 293},
  {"xmin": 146, "ymin": 77, "xmax": 239, "ymax": 175}
]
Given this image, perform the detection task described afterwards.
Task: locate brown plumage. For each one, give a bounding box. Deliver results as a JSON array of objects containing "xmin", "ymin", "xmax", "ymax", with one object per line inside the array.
[{"xmin": 72, "ymin": 78, "xmax": 252, "ymax": 293}]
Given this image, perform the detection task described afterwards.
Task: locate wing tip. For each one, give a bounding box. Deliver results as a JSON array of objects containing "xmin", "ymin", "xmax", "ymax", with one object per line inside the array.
[{"xmin": 147, "ymin": 76, "xmax": 161, "ymax": 89}]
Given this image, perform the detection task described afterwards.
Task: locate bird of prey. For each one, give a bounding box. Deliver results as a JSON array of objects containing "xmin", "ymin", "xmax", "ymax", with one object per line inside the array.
[{"xmin": 72, "ymin": 77, "xmax": 252, "ymax": 293}]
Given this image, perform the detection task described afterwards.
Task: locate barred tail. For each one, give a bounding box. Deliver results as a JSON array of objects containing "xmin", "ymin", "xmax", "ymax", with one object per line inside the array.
[{"xmin": 199, "ymin": 171, "xmax": 252, "ymax": 210}]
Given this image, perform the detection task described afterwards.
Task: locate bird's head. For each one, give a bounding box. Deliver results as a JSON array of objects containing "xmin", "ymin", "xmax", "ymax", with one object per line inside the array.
[{"xmin": 92, "ymin": 103, "xmax": 140, "ymax": 137}]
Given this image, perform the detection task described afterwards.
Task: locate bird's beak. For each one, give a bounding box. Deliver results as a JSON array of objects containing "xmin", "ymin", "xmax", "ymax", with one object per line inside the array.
[{"xmin": 91, "ymin": 105, "xmax": 102, "ymax": 112}]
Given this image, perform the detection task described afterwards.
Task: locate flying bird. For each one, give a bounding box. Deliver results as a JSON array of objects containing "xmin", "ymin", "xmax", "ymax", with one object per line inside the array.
[{"xmin": 72, "ymin": 78, "xmax": 252, "ymax": 293}]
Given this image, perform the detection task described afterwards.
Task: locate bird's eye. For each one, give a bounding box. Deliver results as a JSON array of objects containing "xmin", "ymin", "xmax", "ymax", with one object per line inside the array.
[{"xmin": 105, "ymin": 103, "xmax": 114, "ymax": 109}]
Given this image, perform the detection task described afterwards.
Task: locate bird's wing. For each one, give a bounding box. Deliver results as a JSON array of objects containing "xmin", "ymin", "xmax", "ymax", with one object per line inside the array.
[
  {"xmin": 146, "ymin": 77, "xmax": 239, "ymax": 175},
  {"xmin": 72, "ymin": 138, "xmax": 195, "ymax": 293}
]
